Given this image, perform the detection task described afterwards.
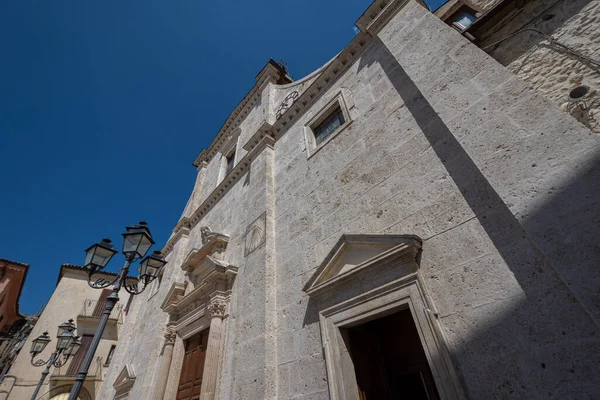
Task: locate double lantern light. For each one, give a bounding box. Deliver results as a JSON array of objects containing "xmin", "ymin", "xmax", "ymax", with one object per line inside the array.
[
  {"xmin": 30, "ymin": 319, "xmax": 82, "ymax": 362},
  {"xmin": 83, "ymin": 221, "xmax": 167, "ymax": 289},
  {"xmin": 68, "ymin": 221, "xmax": 167, "ymax": 400}
]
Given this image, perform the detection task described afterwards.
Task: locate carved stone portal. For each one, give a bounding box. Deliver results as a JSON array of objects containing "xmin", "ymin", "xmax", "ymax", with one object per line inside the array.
[{"xmin": 159, "ymin": 230, "xmax": 237, "ymax": 400}]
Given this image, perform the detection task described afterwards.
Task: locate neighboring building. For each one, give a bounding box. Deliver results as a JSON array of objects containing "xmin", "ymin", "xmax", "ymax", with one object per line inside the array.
[
  {"xmin": 0, "ymin": 259, "xmax": 34, "ymax": 388},
  {"xmin": 98, "ymin": 1, "xmax": 600, "ymax": 399},
  {"xmin": 430, "ymin": 0, "xmax": 600, "ymax": 132},
  {"xmin": 0, "ymin": 259, "xmax": 29, "ymax": 334},
  {"xmin": 0, "ymin": 265, "xmax": 133, "ymax": 400}
]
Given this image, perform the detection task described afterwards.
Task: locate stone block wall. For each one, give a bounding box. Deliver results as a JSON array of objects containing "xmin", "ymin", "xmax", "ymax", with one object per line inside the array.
[
  {"xmin": 98, "ymin": 1, "xmax": 599, "ymax": 399},
  {"xmin": 481, "ymin": 0, "xmax": 600, "ymax": 132}
]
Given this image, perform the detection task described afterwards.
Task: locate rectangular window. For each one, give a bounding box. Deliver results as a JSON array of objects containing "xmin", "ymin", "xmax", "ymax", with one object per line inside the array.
[
  {"xmin": 105, "ymin": 345, "xmax": 116, "ymax": 366},
  {"xmin": 452, "ymin": 9, "xmax": 477, "ymax": 29},
  {"xmin": 305, "ymin": 92, "xmax": 352, "ymax": 157},
  {"xmin": 225, "ymin": 151, "xmax": 236, "ymax": 175},
  {"xmin": 314, "ymin": 107, "xmax": 345, "ymax": 146}
]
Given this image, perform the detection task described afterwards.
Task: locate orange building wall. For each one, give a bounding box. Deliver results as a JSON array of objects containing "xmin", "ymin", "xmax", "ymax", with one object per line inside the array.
[{"xmin": 0, "ymin": 259, "xmax": 29, "ymax": 332}]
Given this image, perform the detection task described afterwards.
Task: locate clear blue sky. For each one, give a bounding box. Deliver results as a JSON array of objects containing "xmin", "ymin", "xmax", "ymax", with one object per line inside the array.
[{"xmin": 0, "ymin": 0, "xmax": 374, "ymax": 315}]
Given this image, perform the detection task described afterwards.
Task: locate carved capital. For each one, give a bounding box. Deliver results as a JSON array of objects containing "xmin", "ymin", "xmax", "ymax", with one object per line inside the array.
[
  {"xmin": 207, "ymin": 301, "xmax": 227, "ymax": 318},
  {"xmin": 164, "ymin": 330, "xmax": 177, "ymax": 345}
]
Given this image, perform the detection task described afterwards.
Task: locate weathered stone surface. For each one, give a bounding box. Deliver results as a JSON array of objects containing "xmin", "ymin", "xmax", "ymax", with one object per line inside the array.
[{"xmin": 97, "ymin": 1, "xmax": 600, "ymax": 399}]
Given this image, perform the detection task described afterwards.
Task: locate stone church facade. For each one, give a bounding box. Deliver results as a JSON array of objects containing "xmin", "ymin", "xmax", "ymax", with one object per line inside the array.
[{"xmin": 99, "ymin": 1, "xmax": 600, "ymax": 399}]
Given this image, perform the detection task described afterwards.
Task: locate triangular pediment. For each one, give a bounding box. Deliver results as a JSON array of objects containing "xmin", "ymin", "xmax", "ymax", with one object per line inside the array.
[
  {"xmin": 113, "ymin": 364, "xmax": 136, "ymax": 392},
  {"xmin": 303, "ymin": 234, "xmax": 421, "ymax": 296}
]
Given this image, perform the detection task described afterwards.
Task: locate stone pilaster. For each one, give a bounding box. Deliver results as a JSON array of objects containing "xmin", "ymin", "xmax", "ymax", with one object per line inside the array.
[
  {"xmin": 153, "ymin": 329, "xmax": 177, "ymax": 400},
  {"xmin": 199, "ymin": 301, "xmax": 227, "ymax": 400}
]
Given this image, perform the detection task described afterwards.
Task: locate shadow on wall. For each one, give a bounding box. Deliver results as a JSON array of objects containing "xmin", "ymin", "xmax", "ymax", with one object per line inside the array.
[{"xmin": 343, "ymin": 37, "xmax": 600, "ymax": 398}]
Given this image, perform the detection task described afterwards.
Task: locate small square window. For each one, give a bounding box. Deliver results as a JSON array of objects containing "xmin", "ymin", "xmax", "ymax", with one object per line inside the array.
[
  {"xmin": 225, "ymin": 151, "xmax": 235, "ymax": 175},
  {"xmin": 314, "ymin": 107, "xmax": 346, "ymax": 146},
  {"xmin": 447, "ymin": 5, "xmax": 479, "ymax": 31}
]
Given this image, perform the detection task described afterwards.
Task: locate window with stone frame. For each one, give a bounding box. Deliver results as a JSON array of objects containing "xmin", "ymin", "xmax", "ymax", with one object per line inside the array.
[
  {"xmin": 305, "ymin": 92, "xmax": 352, "ymax": 157},
  {"xmin": 313, "ymin": 106, "xmax": 346, "ymax": 145},
  {"xmin": 449, "ymin": 5, "xmax": 478, "ymax": 30}
]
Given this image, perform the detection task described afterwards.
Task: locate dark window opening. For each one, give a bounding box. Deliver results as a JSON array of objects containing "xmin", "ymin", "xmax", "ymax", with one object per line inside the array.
[
  {"xmin": 344, "ymin": 309, "xmax": 440, "ymax": 400},
  {"xmin": 313, "ymin": 106, "xmax": 345, "ymax": 146},
  {"xmin": 450, "ymin": 7, "xmax": 478, "ymax": 30},
  {"xmin": 225, "ymin": 151, "xmax": 235, "ymax": 175},
  {"xmin": 105, "ymin": 345, "xmax": 116, "ymax": 366}
]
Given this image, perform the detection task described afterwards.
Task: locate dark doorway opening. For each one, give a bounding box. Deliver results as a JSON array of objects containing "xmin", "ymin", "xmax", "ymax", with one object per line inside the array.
[{"xmin": 345, "ymin": 309, "xmax": 440, "ymax": 400}]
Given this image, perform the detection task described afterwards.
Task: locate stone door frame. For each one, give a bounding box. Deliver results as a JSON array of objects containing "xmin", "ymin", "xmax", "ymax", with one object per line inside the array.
[
  {"xmin": 303, "ymin": 234, "xmax": 464, "ymax": 400},
  {"xmin": 320, "ymin": 277, "xmax": 462, "ymax": 400}
]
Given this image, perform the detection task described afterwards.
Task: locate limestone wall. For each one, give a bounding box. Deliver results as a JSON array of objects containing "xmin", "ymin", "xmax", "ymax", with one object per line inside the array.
[
  {"xmin": 272, "ymin": 1, "xmax": 599, "ymax": 398},
  {"xmin": 480, "ymin": 0, "xmax": 600, "ymax": 132},
  {"xmin": 98, "ymin": 1, "xmax": 599, "ymax": 399}
]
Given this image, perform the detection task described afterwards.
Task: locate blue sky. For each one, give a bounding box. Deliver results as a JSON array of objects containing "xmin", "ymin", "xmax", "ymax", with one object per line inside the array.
[{"xmin": 0, "ymin": 0, "xmax": 374, "ymax": 315}]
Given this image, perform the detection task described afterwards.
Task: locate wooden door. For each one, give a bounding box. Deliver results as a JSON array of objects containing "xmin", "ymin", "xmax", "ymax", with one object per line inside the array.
[
  {"xmin": 66, "ymin": 334, "xmax": 92, "ymax": 376},
  {"xmin": 93, "ymin": 289, "xmax": 111, "ymax": 317},
  {"xmin": 176, "ymin": 330, "xmax": 209, "ymax": 400}
]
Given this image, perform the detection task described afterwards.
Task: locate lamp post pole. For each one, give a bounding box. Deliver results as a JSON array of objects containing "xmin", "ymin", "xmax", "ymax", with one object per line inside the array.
[
  {"xmin": 29, "ymin": 321, "xmax": 81, "ymax": 400},
  {"xmin": 30, "ymin": 352, "xmax": 57, "ymax": 400},
  {"xmin": 68, "ymin": 222, "xmax": 167, "ymax": 400},
  {"xmin": 68, "ymin": 258, "xmax": 131, "ymax": 400}
]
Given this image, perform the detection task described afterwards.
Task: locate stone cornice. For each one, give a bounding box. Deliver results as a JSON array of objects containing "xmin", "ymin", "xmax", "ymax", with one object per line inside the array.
[
  {"xmin": 356, "ymin": 0, "xmax": 411, "ymax": 35},
  {"xmin": 192, "ymin": 61, "xmax": 287, "ymax": 167},
  {"xmin": 271, "ymin": 32, "xmax": 371, "ymax": 141},
  {"xmin": 163, "ymin": 134, "xmax": 275, "ymax": 255}
]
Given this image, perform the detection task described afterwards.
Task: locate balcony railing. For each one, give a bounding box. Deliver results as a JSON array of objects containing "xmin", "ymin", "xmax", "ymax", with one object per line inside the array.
[
  {"xmin": 80, "ymin": 299, "xmax": 123, "ymax": 322},
  {"xmin": 52, "ymin": 356, "xmax": 103, "ymax": 378}
]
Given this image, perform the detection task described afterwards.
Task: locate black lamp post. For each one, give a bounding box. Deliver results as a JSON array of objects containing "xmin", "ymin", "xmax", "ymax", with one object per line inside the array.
[
  {"xmin": 68, "ymin": 222, "xmax": 166, "ymax": 400},
  {"xmin": 30, "ymin": 320, "xmax": 81, "ymax": 400}
]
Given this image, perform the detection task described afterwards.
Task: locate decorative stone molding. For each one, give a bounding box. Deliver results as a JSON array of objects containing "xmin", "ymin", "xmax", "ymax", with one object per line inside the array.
[
  {"xmin": 303, "ymin": 234, "xmax": 464, "ymax": 399},
  {"xmin": 356, "ymin": 0, "xmax": 411, "ymax": 36},
  {"xmin": 192, "ymin": 60, "xmax": 289, "ymax": 167},
  {"xmin": 161, "ymin": 253, "xmax": 237, "ymax": 339},
  {"xmin": 113, "ymin": 364, "xmax": 136, "ymax": 398},
  {"xmin": 207, "ymin": 301, "xmax": 227, "ymax": 318},
  {"xmin": 164, "ymin": 329, "xmax": 177, "ymax": 345},
  {"xmin": 182, "ymin": 233, "xmax": 230, "ymax": 273}
]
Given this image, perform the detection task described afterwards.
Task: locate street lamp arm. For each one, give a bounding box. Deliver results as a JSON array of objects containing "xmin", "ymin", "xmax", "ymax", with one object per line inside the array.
[
  {"xmin": 53, "ymin": 355, "xmax": 69, "ymax": 368},
  {"xmin": 123, "ymin": 278, "xmax": 150, "ymax": 295},
  {"xmin": 87, "ymin": 273, "xmax": 120, "ymax": 289},
  {"xmin": 31, "ymin": 357, "xmax": 49, "ymax": 367}
]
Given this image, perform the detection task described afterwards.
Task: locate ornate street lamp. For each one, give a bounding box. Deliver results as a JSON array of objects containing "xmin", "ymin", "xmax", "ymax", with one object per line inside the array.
[
  {"xmin": 30, "ymin": 321, "xmax": 81, "ymax": 400},
  {"xmin": 68, "ymin": 222, "xmax": 167, "ymax": 400}
]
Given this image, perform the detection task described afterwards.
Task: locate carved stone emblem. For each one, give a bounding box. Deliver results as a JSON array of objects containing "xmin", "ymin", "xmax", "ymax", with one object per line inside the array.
[
  {"xmin": 207, "ymin": 301, "xmax": 227, "ymax": 318},
  {"xmin": 201, "ymin": 226, "xmax": 218, "ymax": 245},
  {"xmin": 245, "ymin": 213, "xmax": 266, "ymax": 255}
]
